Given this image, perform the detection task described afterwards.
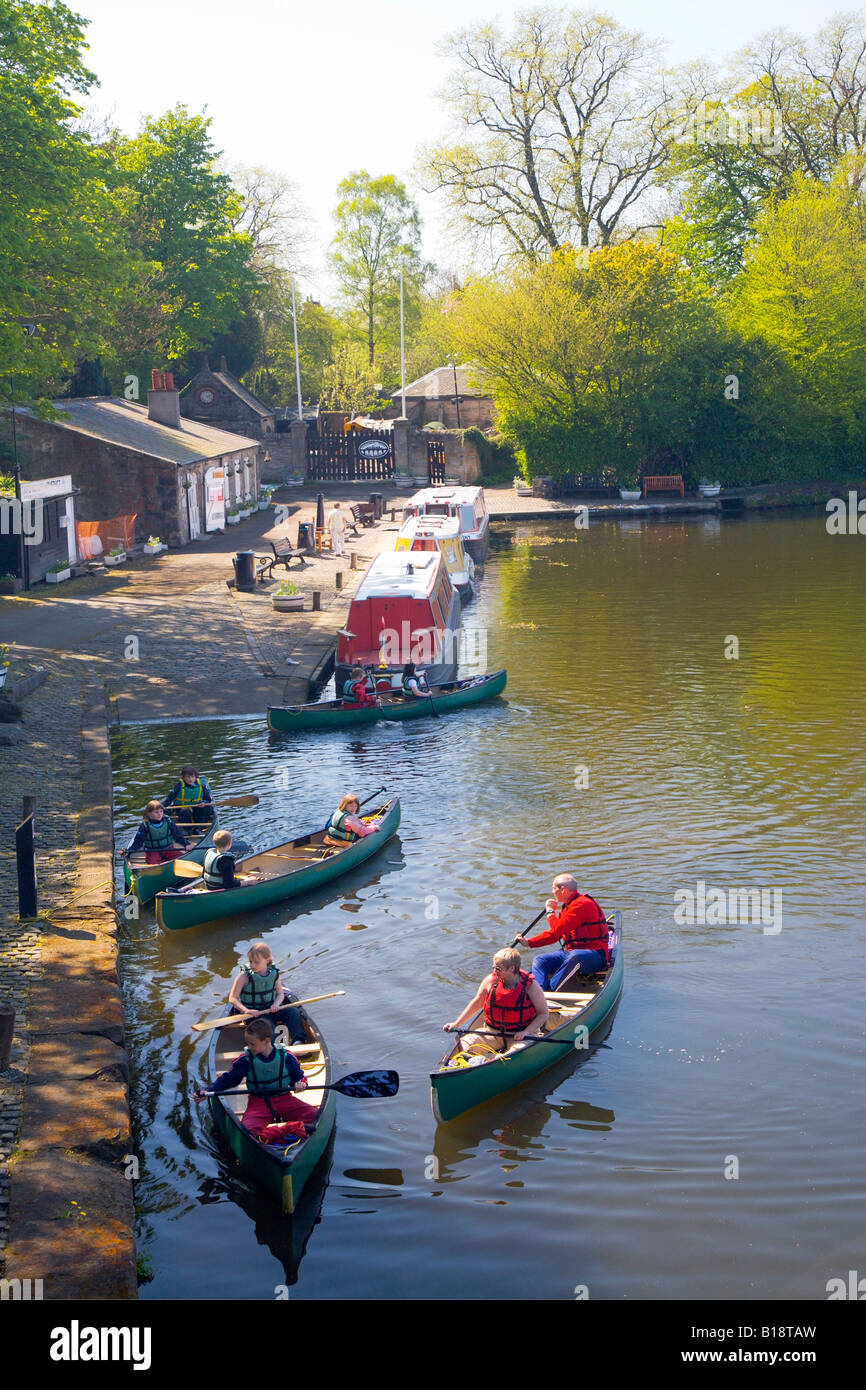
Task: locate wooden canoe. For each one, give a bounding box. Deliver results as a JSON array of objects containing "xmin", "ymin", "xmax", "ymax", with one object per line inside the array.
[
  {"xmin": 122, "ymin": 806, "xmax": 220, "ymax": 905},
  {"xmin": 430, "ymin": 913, "xmax": 624, "ymax": 1122},
  {"xmin": 267, "ymin": 669, "xmax": 507, "ymax": 733},
  {"xmin": 207, "ymin": 1013, "xmax": 336, "ymax": 1214},
  {"xmin": 154, "ymin": 796, "xmax": 401, "ymax": 931}
]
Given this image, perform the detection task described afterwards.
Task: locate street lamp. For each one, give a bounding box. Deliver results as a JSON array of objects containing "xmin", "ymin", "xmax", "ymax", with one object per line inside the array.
[{"xmin": 448, "ymin": 356, "xmax": 461, "ymax": 430}]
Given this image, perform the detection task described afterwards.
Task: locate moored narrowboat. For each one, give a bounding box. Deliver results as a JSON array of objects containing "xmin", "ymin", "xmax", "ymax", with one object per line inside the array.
[
  {"xmin": 402, "ymin": 485, "xmax": 490, "ymax": 564},
  {"xmin": 334, "ymin": 551, "xmax": 461, "ymax": 694},
  {"xmin": 394, "ymin": 514, "xmax": 475, "ymax": 602}
]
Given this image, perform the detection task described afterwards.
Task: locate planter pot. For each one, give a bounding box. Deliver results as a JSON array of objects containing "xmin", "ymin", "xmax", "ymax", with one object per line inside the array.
[
  {"xmin": 619, "ymin": 489, "xmax": 642, "ymax": 501},
  {"xmin": 515, "ymin": 486, "xmax": 533, "ymax": 497},
  {"xmin": 46, "ymin": 567, "xmax": 71, "ymax": 584},
  {"xmin": 699, "ymin": 484, "xmax": 721, "ymax": 498},
  {"xmin": 0, "ymin": 670, "xmax": 7, "ymax": 688},
  {"xmin": 271, "ymin": 595, "xmax": 305, "ymax": 612},
  {"xmin": 226, "ymin": 515, "xmax": 240, "ymax": 526},
  {"xmin": 258, "ymin": 500, "xmax": 270, "ymax": 511},
  {"xmin": 284, "ymin": 478, "xmax": 303, "ymax": 487},
  {"xmin": 412, "ymin": 477, "xmax": 428, "ymax": 487},
  {"xmin": 144, "ymin": 542, "xmax": 166, "ymax": 554},
  {"xmin": 105, "ymin": 552, "xmax": 126, "ymax": 567},
  {"xmin": 0, "ymin": 578, "xmax": 22, "ymax": 595}
]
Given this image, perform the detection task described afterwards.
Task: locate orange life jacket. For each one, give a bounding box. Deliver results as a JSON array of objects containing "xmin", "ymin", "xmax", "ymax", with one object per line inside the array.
[{"xmin": 484, "ymin": 969, "xmax": 537, "ymax": 1035}]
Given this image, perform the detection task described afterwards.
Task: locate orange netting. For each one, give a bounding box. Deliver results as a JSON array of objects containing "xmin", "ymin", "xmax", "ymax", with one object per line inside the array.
[{"xmin": 75, "ymin": 514, "xmax": 137, "ymax": 559}]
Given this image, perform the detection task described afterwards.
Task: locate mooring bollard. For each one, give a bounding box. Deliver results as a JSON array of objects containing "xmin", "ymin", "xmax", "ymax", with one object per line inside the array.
[
  {"xmin": 312, "ymin": 591, "xmax": 321, "ymax": 611},
  {"xmin": 350, "ymin": 552, "xmax": 358, "ymax": 571},
  {"xmin": 0, "ymin": 1006, "xmax": 14, "ymax": 1071},
  {"xmin": 335, "ymin": 571, "xmax": 343, "ymax": 590},
  {"xmin": 16, "ymin": 798, "xmax": 37, "ymax": 919}
]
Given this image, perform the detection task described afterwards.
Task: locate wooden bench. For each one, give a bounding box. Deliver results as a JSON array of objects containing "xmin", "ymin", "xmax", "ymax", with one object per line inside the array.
[
  {"xmin": 350, "ymin": 503, "xmax": 375, "ymax": 528},
  {"xmin": 255, "ymin": 538, "xmax": 309, "ymax": 582},
  {"xmin": 643, "ymin": 474, "xmax": 684, "ymax": 498}
]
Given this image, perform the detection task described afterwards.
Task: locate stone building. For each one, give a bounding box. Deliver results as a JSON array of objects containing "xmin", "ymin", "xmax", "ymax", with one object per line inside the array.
[
  {"xmin": 388, "ymin": 364, "xmax": 495, "ymax": 430},
  {"xmin": 181, "ymin": 357, "xmax": 276, "ymax": 438},
  {"xmin": 8, "ymin": 376, "xmax": 261, "ymax": 548}
]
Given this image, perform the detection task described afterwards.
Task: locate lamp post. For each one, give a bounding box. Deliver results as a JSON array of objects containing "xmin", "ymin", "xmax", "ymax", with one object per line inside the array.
[
  {"xmin": 449, "ymin": 357, "xmax": 461, "ymax": 430},
  {"xmin": 291, "ymin": 277, "xmax": 303, "ymax": 421},
  {"xmin": 399, "ymin": 264, "xmax": 407, "ymax": 420},
  {"xmin": 8, "ymin": 375, "xmax": 29, "ymax": 590}
]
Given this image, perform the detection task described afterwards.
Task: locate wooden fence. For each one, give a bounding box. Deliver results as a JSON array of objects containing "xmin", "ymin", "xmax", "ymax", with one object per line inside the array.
[{"xmin": 306, "ymin": 429, "xmax": 394, "ymax": 481}]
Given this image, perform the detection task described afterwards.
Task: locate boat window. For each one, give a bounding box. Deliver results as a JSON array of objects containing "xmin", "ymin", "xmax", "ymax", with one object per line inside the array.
[{"xmin": 460, "ymin": 504, "xmax": 474, "ymax": 530}]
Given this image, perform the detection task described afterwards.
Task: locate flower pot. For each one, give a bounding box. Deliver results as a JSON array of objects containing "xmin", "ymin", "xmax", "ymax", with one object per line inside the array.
[
  {"xmin": 46, "ymin": 567, "xmax": 71, "ymax": 584},
  {"xmin": 0, "ymin": 577, "xmax": 22, "ymax": 595},
  {"xmin": 271, "ymin": 595, "xmax": 305, "ymax": 612},
  {"xmin": 619, "ymin": 489, "xmax": 642, "ymax": 501},
  {"xmin": 144, "ymin": 542, "xmax": 166, "ymax": 554},
  {"xmin": 515, "ymin": 486, "xmax": 533, "ymax": 497},
  {"xmin": 105, "ymin": 552, "xmax": 126, "ymax": 567},
  {"xmin": 0, "ymin": 670, "xmax": 8, "ymax": 688},
  {"xmin": 226, "ymin": 514, "xmax": 240, "ymax": 526},
  {"xmin": 258, "ymin": 500, "xmax": 270, "ymax": 511},
  {"xmin": 699, "ymin": 484, "xmax": 721, "ymax": 498}
]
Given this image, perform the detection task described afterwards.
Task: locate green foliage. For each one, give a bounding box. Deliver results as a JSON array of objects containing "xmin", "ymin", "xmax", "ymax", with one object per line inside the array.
[
  {"xmin": 318, "ymin": 342, "xmax": 385, "ymax": 416},
  {"xmin": 329, "ymin": 171, "xmax": 424, "ymax": 368},
  {"xmin": 460, "ymin": 426, "xmax": 515, "ymax": 483}
]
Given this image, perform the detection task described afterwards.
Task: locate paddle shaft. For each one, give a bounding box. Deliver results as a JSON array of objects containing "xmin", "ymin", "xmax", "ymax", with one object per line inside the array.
[
  {"xmin": 449, "ymin": 1026, "xmax": 578, "ymax": 1047},
  {"xmin": 511, "ymin": 910, "xmax": 614, "ymax": 950},
  {"xmin": 205, "ymin": 1070, "xmax": 395, "ymax": 1098},
  {"xmin": 192, "ymin": 990, "xmax": 346, "ymax": 1033}
]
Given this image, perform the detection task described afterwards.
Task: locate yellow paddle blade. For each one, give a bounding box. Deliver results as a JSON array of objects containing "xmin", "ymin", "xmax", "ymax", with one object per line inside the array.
[{"xmin": 172, "ymin": 859, "xmax": 205, "ymax": 878}]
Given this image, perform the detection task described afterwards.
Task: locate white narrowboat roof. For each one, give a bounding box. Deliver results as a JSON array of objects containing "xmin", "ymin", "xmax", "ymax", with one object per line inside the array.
[
  {"xmin": 406, "ymin": 485, "xmax": 486, "ymax": 508},
  {"xmin": 397, "ymin": 514, "xmax": 462, "ymax": 542},
  {"xmin": 354, "ymin": 550, "xmax": 442, "ymax": 599}
]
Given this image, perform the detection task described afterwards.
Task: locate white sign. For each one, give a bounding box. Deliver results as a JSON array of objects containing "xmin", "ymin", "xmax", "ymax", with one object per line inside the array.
[
  {"xmin": 358, "ymin": 439, "xmax": 390, "ymax": 460},
  {"xmin": 20, "ymin": 475, "xmax": 73, "ymax": 501}
]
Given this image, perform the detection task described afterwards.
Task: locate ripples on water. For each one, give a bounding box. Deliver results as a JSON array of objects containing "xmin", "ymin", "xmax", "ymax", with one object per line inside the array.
[{"xmin": 113, "ymin": 511, "xmax": 866, "ymax": 1300}]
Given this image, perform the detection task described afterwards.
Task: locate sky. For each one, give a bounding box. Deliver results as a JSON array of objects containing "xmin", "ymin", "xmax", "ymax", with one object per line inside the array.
[{"xmin": 74, "ymin": 0, "xmax": 856, "ymax": 297}]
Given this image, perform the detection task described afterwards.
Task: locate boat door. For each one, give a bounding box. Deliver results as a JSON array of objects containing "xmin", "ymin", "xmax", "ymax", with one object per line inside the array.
[
  {"xmin": 187, "ymin": 473, "xmax": 201, "ymax": 540},
  {"xmin": 204, "ymin": 465, "xmax": 225, "ymax": 532}
]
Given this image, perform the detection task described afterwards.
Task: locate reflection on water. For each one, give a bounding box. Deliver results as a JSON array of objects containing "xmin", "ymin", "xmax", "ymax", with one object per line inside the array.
[{"xmin": 114, "ymin": 510, "xmax": 866, "ymax": 1301}]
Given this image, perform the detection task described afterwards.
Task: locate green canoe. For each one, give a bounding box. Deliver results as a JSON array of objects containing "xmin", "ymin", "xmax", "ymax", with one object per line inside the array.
[
  {"xmin": 155, "ymin": 796, "xmax": 401, "ymax": 931},
  {"xmin": 267, "ymin": 669, "xmax": 507, "ymax": 733},
  {"xmin": 207, "ymin": 1014, "xmax": 336, "ymax": 1214},
  {"xmin": 430, "ymin": 913, "xmax": 623, "ymax": 1122},
  {"xmin": 122, "ymin": 807, "xmax": 220, "ymax": 905}
]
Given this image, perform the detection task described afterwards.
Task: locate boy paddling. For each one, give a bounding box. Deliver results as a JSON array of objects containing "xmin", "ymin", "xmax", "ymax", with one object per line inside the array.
[
  {"xmin": 163, "ymin": 764, "xmax": 214, "ymax": 825},
  {"xmin": 194, "ymin": 1018, "xmax": 318, "ymax": 1139},
  {"xmin": 120, "ymin": 800, "xmax": 189, "ymax": 865}
]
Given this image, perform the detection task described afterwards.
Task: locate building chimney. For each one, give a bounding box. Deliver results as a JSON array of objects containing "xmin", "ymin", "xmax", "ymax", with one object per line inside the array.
[{"xmin": 148, "ymin": 368, "xmax": 181, "ymax": 429}]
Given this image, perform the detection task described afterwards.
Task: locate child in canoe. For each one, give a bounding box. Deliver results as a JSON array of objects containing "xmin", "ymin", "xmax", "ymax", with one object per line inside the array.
[
  {"xmin": 202, "ymin": 830, "xmax": 245, "ymax": 890},
  {"xmin": 120, "ymin": 800, "xmax": 190, "ymax": 864},
  {"xmin": 325, "ymin": 793, "xmax": 383, "ymax": 845},
  {"xmin": 194, "ymin": 1017, "xmax": 318, "ymax": 1140},
  {"xmin": 163, "ymin": 764, "xmax": 214, "ymax": 825},
  {"xmin": 228, "ymin": 942, "xmax": 306, "ymax": 1044}
]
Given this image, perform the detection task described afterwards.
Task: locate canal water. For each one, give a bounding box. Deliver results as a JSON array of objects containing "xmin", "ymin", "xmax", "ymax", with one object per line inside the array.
[{"xmin": 112, "ymin": 509, "xmax": 866, "ymax": 1301}]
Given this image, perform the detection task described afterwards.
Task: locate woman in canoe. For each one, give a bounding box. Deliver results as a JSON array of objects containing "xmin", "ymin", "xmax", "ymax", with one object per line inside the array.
[
  {"xmin": 324, "ymin": 794, "xmax": 383, "ymax": 845},
  {"xmin": 227, "ymin": 942, "xmax": 306, "ymax": 1044},
  {"xmin": 194, "ymin": 1017, "xmax": 317, "ymax": 1140},
  {"xmin": 401, "ymin": 662, "xmax": 430, "ymax": 698},
  {"xmin": 120, "ymin": 800, "xmax": 190, "ymax": 865},
  {"xmin": 443, "ymin": 948, "xmax": 549, "ymax": 1056},
  {"xmin": 163, "ymin": 764, "xmax": 214, "ymax": 825}
]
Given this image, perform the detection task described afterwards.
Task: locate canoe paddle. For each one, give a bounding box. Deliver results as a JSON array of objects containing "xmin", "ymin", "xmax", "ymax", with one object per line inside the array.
[
  {"xmin": 447, "ymin": 1027, "xmax": 578, "ymax": 1048},
  {"xmin": 509, "ymin": 908, "xmax": 547, "ymax": 948},
  {"xmin": 192, "ymin": 991, "xmax": 347, "ymax": 1033},
  {"xmin": 207, "ymin": 1069, "xmax": 399, "ymax": 1099}
]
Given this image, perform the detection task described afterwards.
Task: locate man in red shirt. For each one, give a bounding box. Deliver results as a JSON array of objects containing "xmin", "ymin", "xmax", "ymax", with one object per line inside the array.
[{"xmin": 516, "ymin": 874, "xmax": 609, "ymax": 991}]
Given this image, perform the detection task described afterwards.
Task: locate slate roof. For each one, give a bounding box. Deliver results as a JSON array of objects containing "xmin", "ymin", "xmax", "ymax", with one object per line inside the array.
[
  {"xmin": 17, "ymin": 398, "xmax": 259, "ymax": 465},
  {"xmin": 209, "ymin": 371, "xmax": 274, "ymax": 418},
  {"xmin": 392, "ymin": 363, "xmax": 488, "ymax": 400}
]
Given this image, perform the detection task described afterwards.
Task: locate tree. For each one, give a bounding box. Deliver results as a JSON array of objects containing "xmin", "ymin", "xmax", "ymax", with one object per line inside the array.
[
  {"xmin": 328, "ymin": 171, "xmax": 424, "ymax": 365},
  {"xmin": 728, "ymin": 162, "xmax": 866, "ymax": 468},
  {"xmin": 445, "ymin": 243, "xmax": 785, "ymax": 483},
  {"xmin": 422, "ymin": 7, "xmax": 699, "ymax": 262},
  {"xmin": 0, "ymin": 0, "xmax": 134, "ymax": 398},
  {"xmin": 318, "ymin": 342, "xmax": 383, "ymax": 416},
  {"xmin": 111, "ymin": 105, "xmax": 259, "ymax": 381}
]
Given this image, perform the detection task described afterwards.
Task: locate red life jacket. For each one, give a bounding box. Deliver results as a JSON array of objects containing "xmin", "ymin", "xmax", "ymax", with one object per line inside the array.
[
  {"xmin": 558, "ymin": 894, "xmax": 609, "ymax": 959},
  {"xmin": 484, "ymin": 969, "xmax": 537, "ymax": 1035}
]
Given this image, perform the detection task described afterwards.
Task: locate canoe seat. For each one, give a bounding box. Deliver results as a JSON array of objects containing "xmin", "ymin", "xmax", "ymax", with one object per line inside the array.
[
  {"xmin": 544, "ymin": 992, "xmax": 595, "ymax": 1004},
  {"xmin": 322, "ymin": 835, "xmax": 348, "ymax": 848}
]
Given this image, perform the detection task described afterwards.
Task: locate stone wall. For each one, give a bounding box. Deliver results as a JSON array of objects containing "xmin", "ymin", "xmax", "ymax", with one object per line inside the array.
[{"xmin": 405, "ymin": 428, "xmax": 482, "ymax": 485}]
